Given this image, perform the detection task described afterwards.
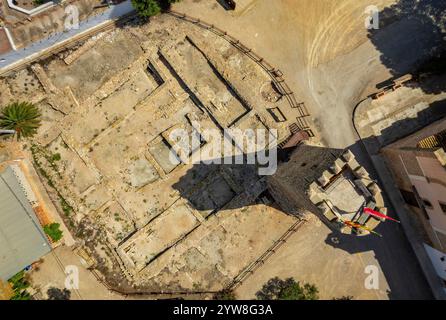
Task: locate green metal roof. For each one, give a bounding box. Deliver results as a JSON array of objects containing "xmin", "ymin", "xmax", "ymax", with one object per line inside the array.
[{"xmin": 0, "ymin": 166, "xmax": 51, "ymax": 281}]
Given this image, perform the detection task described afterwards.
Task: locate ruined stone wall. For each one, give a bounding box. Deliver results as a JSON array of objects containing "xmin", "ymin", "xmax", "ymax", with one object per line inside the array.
[
  {"xmin": 267, "ymin": 175, "xmax": 314, "ymax": 218},
  {"xmin": 267, "ymin": 142, "xmax": 343, "ymax": 219}
]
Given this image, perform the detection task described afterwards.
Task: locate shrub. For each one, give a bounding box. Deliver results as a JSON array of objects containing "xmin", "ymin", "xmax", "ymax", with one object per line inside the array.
[
  {"xmin": 256, "ymin": 277, "xmax": 319, "ymax": 300},
  {"xmin": 51, "ymin": 153, "xmax": 61, "ymax": 162},
  {"xmin": 8, "ymin": 271, "xmax": 31, "ymax": 300},
  {"xmin": 131, "ymin": 0, "xmax": 181, "ymax": 18},
  {"xmin": 44, "ymin": 223, "xmax": 63, "ymax": 242}
]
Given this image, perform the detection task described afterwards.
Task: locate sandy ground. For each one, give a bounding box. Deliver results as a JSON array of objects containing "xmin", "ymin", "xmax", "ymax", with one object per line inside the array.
[
  {"xmin": 235, "ymin": 216, "xmax": 388, "ymax": 300},
  {"xmin": 3, "ymin": 0, "xmax": 440, "ymax": 299},
  {"xmin": 173, "ymin": 0, "xmax": 438, "ymax": 299},
  {"xmin": 235, "ymin": 215, "xmax": 431, "ymax": 300},
  {"xmin": 174, "ymin": 0, "xmax": 441, "ymax": 148},
  {"xmin": 29, "ymin": 245, "xmax": 122, "ymax": 300}
]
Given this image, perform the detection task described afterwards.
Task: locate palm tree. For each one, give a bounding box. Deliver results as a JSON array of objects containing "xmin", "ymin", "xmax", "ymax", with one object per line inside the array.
[{"xmin": 0, "ymin": 102, "xmax": 41, "ymax": 139}]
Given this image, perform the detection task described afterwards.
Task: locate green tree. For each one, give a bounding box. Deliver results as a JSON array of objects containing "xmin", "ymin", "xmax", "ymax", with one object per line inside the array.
[
  {"xmin": 131, "ymin": 0, "xmax": 181, "ymax": 18},
  {"xmin": 44, "ymin": 223, "xmax": 63, "ymax": 242},
  {"xmin": 0, "ymin": 102, "xmax": 41, "ymax": 139},
  {"xmin": 131, "ymin": 0, "xmax": 161, "ymax": 18},
  {"xmin": 51, "ymin": 153, "xmax": 61, "ymax": 162},
  {"xmin": 256, "ymin": 277, "xmax": 319, "ymax": 300}
]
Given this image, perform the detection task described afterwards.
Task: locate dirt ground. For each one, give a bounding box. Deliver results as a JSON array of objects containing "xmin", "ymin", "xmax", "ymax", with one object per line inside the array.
[
  {"xmin": 29, "ymin": 245, "xmax": 122, "ymax": 300},
  {"xmin": 172, "ymin": 0, "xmax": 437, "ymax": 299},
  {"xmin": 1, "ymin": 0, "xmax": 440, "ymax": 299},
  {"xmin": 0, "ymin": 13, "xmax": 303, "ymax": 294},
  {"xmin": 235, "ymin": 216, "xmax": 386, "ymax": 300},
  {"xmin": 174, "ymin": 0, "xmax": 443, "ymax": 148}
]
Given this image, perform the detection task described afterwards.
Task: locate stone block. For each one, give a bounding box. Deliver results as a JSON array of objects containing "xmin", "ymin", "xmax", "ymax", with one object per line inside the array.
[
  {"xmin": 354, "ymin": 166, "xmax": 369, "ymax": 179},
  {"xmin": 342, "ymin": 149, "xmax": 354, "ymax": 162},
  {"xmin": 330, "ymin": 158, "xmax": 345, "ymax": 174}
]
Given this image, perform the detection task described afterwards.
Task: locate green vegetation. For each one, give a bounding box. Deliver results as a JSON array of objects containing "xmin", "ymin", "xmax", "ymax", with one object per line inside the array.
[
  {"xmin": 256, "ymin": 277, "xmax": 319, "ymax": 300},
  {"xmin": 30, "ymin": 145, "xmax": 55, "ymax": 188},
  {"xmin": 44, "ymin": 223, "xmax": 63, "ymax": 242},
  {"xmin": 131, "ymin": 0, "xmax": 181, "ymax": 18},
  {"xmin": 60, "ymin": 198, "xmax": 73, "ymax": 216},
  {"xmin": 30, "ymin": 144, "xmax": 73, "ymax": 218},
  {"xmin": 36, "ymin": 148, "xmax": 62, "ymax": 179},
  {"xmin": 0, "ymin": 102, "xmax": 41, "ymax": 140},
  {"xmin": 51, "ymin": 153, "xmax": 61, "ymax": 162},
  {"xmin": 8, "ymin": 271, "xmax": 31, "ymax": 300}
]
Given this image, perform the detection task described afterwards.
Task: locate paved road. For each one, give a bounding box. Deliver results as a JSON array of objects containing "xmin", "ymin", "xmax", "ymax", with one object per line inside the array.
[{"xmin": 0, "ymin": 0, "xmax": 134, "ymax": 71}]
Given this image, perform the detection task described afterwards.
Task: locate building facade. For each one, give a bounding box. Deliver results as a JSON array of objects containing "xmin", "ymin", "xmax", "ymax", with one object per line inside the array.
[
  {"xmin": 382, "ymin": 118, "xmax": 446, "ymax": 249},
  {"xmin": 382, "ymin": 117, "xmax": 446, "ymax": 284}
]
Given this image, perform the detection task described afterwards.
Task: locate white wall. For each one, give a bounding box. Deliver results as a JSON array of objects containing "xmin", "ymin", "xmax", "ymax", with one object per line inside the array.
[{"xmin": 409, "ymin": 156, "xmax": 446, "ymax": 235}]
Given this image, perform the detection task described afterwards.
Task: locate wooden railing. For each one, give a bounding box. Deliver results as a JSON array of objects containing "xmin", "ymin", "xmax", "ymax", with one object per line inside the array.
[
  {"xmin": 168, "ymin": 10, "xmax": 313, "ymax": 135},
  {"xmin": 225, "ymin": 219, "xmax": 306, "ymax": 291}
]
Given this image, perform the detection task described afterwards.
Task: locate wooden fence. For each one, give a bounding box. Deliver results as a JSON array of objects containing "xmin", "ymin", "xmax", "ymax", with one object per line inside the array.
[{"xmin": 168, "ymin": 11, "xmax": 313, "ymax": 135}]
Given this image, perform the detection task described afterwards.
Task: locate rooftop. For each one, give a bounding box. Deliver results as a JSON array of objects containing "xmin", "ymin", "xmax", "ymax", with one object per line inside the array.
[
  {"xmin": 323, "ymin": 170, "xmax": 366, "ymax": 221},
  {"xmin": 0, "ymin": 166, "xmax": 51, "ymax": 281}
]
